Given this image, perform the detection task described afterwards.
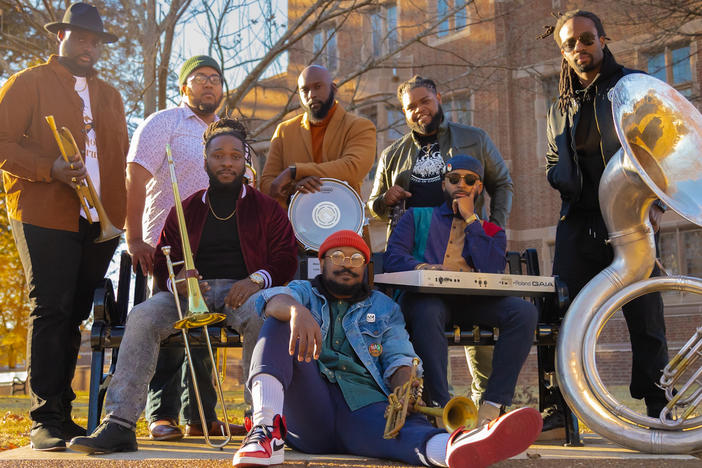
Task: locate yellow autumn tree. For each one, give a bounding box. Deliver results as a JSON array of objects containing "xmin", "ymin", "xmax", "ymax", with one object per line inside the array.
[{"xmin": 0, "ymin": 183, "xmax": 29, "ymax": 369}]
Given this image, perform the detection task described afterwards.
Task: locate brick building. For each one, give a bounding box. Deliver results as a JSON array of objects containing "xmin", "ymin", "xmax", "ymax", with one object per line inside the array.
[{"xmin": 234, "ymin": 0, "xmax": 702, "ymax": 393}]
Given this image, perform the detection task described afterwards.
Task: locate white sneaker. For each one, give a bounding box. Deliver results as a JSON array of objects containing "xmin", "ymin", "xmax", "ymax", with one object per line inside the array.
[
  {"xmin": 446, "ymin": 407, "xmax": 542, "ymax": 468},
  {"xmin": 232, "ymin": 414, "xmax": 286, "ymax": 467}
]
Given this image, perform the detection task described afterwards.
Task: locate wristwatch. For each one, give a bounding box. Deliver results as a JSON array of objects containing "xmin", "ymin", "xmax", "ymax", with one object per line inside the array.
[
  {"xmin": 464, "ymin": 213, "xmax": 480, "ymax": 225},
  {"xmin": 249, "ymin": 272, "xmax": 265, "ymax": 289},
  {"xmin": 288, "ymin": 165, "xmax": 297, "ymax": 180}
]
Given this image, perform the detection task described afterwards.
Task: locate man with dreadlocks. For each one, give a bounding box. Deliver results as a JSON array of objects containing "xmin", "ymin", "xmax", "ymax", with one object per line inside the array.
[
  {"xmin": 69, "ymin": 119, "xmax": 298, "ymax": 454},
  {"xmin": 544, "ymin": 9, "xmax": 670, "ymax": 428}
]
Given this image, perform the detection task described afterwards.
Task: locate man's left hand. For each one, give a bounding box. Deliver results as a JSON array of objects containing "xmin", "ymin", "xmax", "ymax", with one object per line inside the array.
[
  {"xmin": 452, "ymin": 196, "xmax": 475, "ymax": 220},
  {"xmin": 294, "ymin": 176, "xmax": 323, "ymax": 194},
  {"xmin": 225, "ymin": 278, "xmax": 261, "ymax": 309},
  {"xmin": 649, "ymin": 203, "xmax": 664, "ymax": 233}
]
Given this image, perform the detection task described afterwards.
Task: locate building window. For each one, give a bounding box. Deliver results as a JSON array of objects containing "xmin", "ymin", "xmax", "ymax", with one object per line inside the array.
[
  {"xmin": 647, "ymin": 45, "xmax": 693, "ymax": 98},
  {"xmin": 313, "ymin": 27, "xmax": 338, "ymax": 72},
  {"xmin": 660, "ymin": 226, "xmax": 702, "ymax": 298},
  {"xmin": 386, "ymin": 107, "xmax": 406, "ymax": 140},
  {"xmin": 371, "ymin": 3, "xmax": 398, "ymax": 57},
  {"xmin": 535, "ymin": 75, "xmax": 559, "ymax": 167},
  {"xmin": 445, "ymin": 95, "xmax": 472, "ymax": 126},
  {"xmin": 436, "ymin": 0, "xmax": 469, "ymax": 38}
]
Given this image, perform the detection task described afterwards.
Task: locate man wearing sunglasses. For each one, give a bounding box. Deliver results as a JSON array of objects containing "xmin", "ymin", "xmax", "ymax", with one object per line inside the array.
[
  {"xmin": 232, "ymin": 229, "xmax": 542, "ymax": 467},
  {"xmin": 544, "ymin": 9, "xmax": 670, "ymax": 424},
  {"xmin": 124, "ymin": 55, "xmax": 245, "ymax": 441},
  {"xmin": 383, "ymin": 155, "xmax": 538, "ymax": 428}
]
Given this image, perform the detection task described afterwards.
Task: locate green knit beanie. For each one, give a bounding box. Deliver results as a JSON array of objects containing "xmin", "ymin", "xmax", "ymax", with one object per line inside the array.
[{"xmin": 179, "ymin": 55, "xmax": 222, "ymax": 85}]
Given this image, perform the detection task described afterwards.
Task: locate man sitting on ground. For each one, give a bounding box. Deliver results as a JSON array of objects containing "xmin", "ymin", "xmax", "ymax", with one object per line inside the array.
[{"xmin": 232, "ymin": 230, "xmax": 542, "ymax": 467}]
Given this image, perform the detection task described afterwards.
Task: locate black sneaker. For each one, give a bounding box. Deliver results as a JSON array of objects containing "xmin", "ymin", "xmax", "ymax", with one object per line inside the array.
[
  {"xmin": 30, "ymin": 424, "xmax": 66, "ymax": 451},
  {"xmin": 62, "ymin": 419, "xmax": 87, "ymax": 440},
  {"xmin": 69, "ymin": 421, "xmax": 138, "ymax": 454}
]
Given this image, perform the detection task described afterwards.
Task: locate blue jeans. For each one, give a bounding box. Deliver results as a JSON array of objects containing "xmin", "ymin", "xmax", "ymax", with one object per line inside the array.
[
  {"xmin": 248, "ymin": 318, "xmax": 443, "ymax": 466},
  {"xmin": 104, "ymin": 282, "xmax": 263, "ymax": 428},
  {"xmin": 401, "ymin": 293, "xmax": 537, "ymax": 407}
]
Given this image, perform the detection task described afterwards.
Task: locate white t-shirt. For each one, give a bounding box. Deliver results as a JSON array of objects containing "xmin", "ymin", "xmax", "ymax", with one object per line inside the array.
[{"xmin": 74, "ymin": 76, "xmax": 100, "ymax": 221}]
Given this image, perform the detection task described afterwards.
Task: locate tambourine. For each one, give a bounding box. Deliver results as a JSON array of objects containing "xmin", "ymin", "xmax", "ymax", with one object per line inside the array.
[{"xmin": 288, "ymin": 178, "xmax": 365, "ymax": 252}]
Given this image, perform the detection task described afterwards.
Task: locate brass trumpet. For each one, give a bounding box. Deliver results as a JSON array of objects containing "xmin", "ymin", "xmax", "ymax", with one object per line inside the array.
[
  {"xmin": 161, "ymin": 143, "xmax": 231, "ymax": 448},
  {"xmin": 384, "ymin": 358, "xmax": 477, "ymax": 438},
  {"xmin": 45, "ymin": 115, "xmax": 123, "ymax": 243}
]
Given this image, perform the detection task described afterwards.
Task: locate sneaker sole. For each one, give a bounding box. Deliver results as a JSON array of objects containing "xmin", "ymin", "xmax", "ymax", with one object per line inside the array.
[
  {"xmin": 68, "ymin": 441, "xmax": 137, "ymax": 455},
  {"xmin": 448, "ymin": 407, "xmax": 543, "ymax": 468},
  {"xmin": 233, "ymin": 452, "xmax": 284, "ymax": 467}
]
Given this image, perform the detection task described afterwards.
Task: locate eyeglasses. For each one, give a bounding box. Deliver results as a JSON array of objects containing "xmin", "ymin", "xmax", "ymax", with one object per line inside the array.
[
  {"xmin": 325, "ymin": 250, "xmax": 366, "ymax": 268},
  {"xmin": 445, "ymin": 173, "xmax": 479, "ymax": 186},
  {"xmin": 188, "ymin": 73, "xmax": 223, "ymax": 86},
  {"xmin": 561, "ymin": 32, "xmax": 597, "ymax": 52}
]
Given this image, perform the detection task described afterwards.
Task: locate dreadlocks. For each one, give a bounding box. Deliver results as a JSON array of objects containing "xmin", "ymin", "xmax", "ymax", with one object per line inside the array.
[
  {"xmin": 203, "ymin": 117, "xmax": 250, "ymax": 158},
  {"xmin": 538, "ymin": 10, "xmax": 609, "ymax": 114}
]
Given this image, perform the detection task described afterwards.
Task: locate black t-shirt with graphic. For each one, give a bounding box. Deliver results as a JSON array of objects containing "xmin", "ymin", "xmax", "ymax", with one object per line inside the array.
[{"xmin": 406, "ymin": 133, "xmax": 445, "ymax": 208}]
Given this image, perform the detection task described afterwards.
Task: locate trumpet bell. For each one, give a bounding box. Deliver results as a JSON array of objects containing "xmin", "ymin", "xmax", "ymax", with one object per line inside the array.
[
  {"xmin": 416, "ymin": 396, "xmax": 478, "ymax": 433},
  {"xmin": 174, "ymin": 311, "xmax": 226, "ymax": 329},
  {"xmin": 96, "ymin": 222, "xmax": 124, "ymax": 243}
]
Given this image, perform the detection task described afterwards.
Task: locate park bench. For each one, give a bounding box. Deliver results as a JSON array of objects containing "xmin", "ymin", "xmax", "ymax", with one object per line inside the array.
[
  {"xmin": 87, "ymin": 249, "xmax": 580, "ymax": 445},
  {"xmin": 0, "ymin": 370, "xmax": 27, "ymax": 395}
]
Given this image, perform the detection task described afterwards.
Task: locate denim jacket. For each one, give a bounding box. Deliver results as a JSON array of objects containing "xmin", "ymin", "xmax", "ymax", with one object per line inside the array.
[{"xmin": 255, "ymin": 280, "xmax": 420, "ymax": 395}]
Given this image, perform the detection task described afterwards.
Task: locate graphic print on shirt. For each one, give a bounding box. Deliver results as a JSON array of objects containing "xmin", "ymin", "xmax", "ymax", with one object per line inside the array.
[
  {"xmin": 75, "ymin": 76, "xmax": 100, "ymax": 220},
  {"xmin": 411, "ymin": 142, "xmax": 444, "ymax": 184}
]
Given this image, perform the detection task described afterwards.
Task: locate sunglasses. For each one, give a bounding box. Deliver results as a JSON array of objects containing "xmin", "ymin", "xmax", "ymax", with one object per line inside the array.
[
  {"xmin": 561, "ymin": 32, "xmax": 597, "ymax": 52},
  {"xmin": 326, "ymin": 250, "xmax": 366, "ymax": 268},
  {"xmin": 445, "ymin": 173, "xmax": 479, "ymax": 186}
]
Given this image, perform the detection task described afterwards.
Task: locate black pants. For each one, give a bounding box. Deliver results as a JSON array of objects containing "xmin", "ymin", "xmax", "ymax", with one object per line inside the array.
[
  {"xmin": 553, "ymin": 211, "xmax": 669, "ymax": 407},
  {"xmin": 11, "ymin": 218, "xmax": 118, "ymax": 426}
]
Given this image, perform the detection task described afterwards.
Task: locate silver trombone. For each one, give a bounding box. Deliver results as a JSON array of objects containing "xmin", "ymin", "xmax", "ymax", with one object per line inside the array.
[{"xmin": 161, "ymin": 143, "xmax": 232, "ymax": 448}]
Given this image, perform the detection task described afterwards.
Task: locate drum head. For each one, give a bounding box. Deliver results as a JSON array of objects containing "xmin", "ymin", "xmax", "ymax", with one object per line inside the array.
[{"xmin": 288, "ymin": 178, "xmax": 364, "ymax": 251}]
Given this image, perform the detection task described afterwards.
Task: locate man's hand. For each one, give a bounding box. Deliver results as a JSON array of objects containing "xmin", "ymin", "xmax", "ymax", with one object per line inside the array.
[
  {"xmin": 51, "ymin": 155, "xmax": 87, "ymax": 186},
  {"xmin": 225, "ymin": 278, "xmax": 262, "ymax": 309},
  {"xmin": 269, "ymin": 167, "xmax": 296, "ymax": 199},
  {"xmin": 127, "ymin": 238, "xmax": 155, "ymax": 276},
  {"xmin": 416, "ymin": 263, "xmax": 444, "ymax": 271},
  {"xmin": 174, "ymin": 267, "xmax": 210, "ymax": 297},
  {"xmin": 452, "ymin": 196, "xmax": 475, "ymax": 221},
  {"xmin": 294, "ymin": 176, "xmax": 323, "ymax": 194},
  {"xmin": 649, "ymin": 203, "xmax": 664, "ymax": 233},
  {"xmin": 383, "ymin": 185, "xmax": 412, "ymax": 207},
  {"xmin": 289, "ymin": 305, "xmax": 322, "ymax": 362}
]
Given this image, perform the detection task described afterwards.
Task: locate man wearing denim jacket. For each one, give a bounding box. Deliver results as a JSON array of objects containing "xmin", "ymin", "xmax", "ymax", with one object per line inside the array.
[{"xmin": 232, "ymin": 230, "xmax": 541, "ymax": 468}]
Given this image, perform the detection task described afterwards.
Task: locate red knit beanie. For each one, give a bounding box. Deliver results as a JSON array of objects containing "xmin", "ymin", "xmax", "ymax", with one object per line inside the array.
[{"xmin": 318, "ymin": 230, "xmax": 370, "ymax": 264}]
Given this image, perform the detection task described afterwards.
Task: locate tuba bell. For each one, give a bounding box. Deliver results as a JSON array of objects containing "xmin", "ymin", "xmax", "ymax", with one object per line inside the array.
[{"xmin": 556, "ymin": 73, "xmax": 702, "ymax": 454}]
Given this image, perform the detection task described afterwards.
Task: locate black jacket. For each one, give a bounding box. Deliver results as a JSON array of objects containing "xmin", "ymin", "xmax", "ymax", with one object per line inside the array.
[{"xmin": 545, "ymin": 50, "xmax": 642, "ymax": 218}]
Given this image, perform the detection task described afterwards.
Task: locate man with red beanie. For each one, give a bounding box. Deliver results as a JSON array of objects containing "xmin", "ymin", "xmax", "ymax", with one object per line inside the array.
[{"xmin": 232, "ymin": 230, "xmax": 541, "ymax": 467}]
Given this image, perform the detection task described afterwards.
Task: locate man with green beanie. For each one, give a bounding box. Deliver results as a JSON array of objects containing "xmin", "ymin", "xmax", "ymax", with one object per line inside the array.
[{"xmin": 125, "ymin": 54, "xmax": 247, "ymax": 440}]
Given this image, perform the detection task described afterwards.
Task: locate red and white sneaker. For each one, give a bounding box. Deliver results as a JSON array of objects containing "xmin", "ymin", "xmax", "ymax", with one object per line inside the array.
[
  {"xmin": 232, "ymin": 414, "xmax": 287, "ymax": 467},
  {"xmin": 446, "ymin": 407, "xmax": 542, "ymax": 468}
]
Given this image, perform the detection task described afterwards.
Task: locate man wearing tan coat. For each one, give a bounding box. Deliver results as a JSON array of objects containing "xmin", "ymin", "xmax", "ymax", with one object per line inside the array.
[{"xmin": 261, "ymin": 65, "xmax": 376, "ymax": 207}]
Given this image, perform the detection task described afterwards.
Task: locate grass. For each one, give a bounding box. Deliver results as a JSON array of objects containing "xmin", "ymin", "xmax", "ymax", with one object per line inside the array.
[{"xmin": 0, "ymin": 387, "xmax": 249, "ymax": 452}]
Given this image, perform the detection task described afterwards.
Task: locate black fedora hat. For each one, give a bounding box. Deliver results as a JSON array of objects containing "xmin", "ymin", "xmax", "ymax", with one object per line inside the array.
[{"xmin": 44, "ymin": 3, "xmax": 118, "ymax": 43}]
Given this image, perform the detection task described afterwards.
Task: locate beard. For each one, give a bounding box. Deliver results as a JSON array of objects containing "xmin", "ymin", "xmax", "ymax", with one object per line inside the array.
[
  {"xmin": 443, "ymin": 187, "xmax": 475, "ymax": 214},
  {"xmin": 408, "ymin": 105, "xmax": 444, "ymax": 135},
  {"xmin": 572, "ymin": 53, "xmax": 601, "ymax": 73},
  {"xmin": 192, "ymin": 97, "xmax": 221, "ymax": 114},
  {"xmin": 206, "ymin": 164, "xmax": 245, "ymax": 193},
  {"xmin": 304, "ymin": 89, "xmax": 336, "ymax": 121},
  {"xmin": 322, "ymin": 265, "xmax": 363, "ymax": 297}
]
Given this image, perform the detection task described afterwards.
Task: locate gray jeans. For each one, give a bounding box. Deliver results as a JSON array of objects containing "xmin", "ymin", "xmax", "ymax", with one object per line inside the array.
[{"xmin": 104, "ymin": 280, "xmax": 263, "ymax": 429}]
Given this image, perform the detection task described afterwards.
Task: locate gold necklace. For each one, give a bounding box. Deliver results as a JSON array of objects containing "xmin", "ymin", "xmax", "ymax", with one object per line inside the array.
[{"xmin": 206, "ymin": 193, "xmax": 237, "ymax": 221}]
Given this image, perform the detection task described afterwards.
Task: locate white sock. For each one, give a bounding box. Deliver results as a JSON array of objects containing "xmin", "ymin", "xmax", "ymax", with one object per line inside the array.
[
  {"xmin": 425, "ymin": 433, "xmax": 450, "ymax": 467},
  {"xmin": 250, "ymin": 373, "xmax": 284, "ymax": 427}
]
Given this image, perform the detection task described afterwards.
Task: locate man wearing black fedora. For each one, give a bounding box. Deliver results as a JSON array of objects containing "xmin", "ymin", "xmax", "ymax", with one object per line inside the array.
[{"xmin": 0, "ymin": 2, "xmax": 128, "ymax": 451}]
